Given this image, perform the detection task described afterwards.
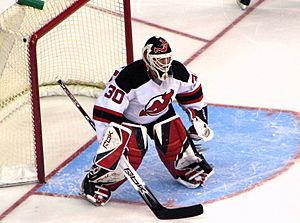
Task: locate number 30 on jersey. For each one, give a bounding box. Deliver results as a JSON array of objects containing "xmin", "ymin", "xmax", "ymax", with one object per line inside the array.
[{"xmin": 104, "ymin": 84, "xmax": 125, "ymax": 104}]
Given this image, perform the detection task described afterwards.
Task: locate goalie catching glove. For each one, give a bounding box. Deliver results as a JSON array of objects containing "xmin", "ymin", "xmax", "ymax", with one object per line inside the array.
[{"xmin": 186, "ymin": 106, "xmax": 214, "ymax": 142}]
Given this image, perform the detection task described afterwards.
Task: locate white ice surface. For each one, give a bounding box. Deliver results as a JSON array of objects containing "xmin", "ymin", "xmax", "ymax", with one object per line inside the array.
[{"xmin": 1, "ymin": 0, "xmax": 300, "ymax": 222}]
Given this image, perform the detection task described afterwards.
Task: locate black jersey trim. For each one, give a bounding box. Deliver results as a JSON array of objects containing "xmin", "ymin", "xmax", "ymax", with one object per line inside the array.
[
  {"xmin": 93, "ymin": 105, "xmax": 124, "ymax": 124},
  {"xmin": 176, "ymin": 84, "xmax": 203, "ymax": 105}
]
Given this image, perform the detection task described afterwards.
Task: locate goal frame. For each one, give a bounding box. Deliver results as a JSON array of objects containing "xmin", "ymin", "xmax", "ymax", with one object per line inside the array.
[{"xmin": 27, "ymin": 0, "xmax": 133, "ymax": 184}]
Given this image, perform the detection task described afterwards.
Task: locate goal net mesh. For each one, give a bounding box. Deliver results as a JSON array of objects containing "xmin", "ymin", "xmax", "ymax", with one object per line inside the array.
[{"xmin": 0, "ymin": 0, "xmax": 131, "ymax": 186}]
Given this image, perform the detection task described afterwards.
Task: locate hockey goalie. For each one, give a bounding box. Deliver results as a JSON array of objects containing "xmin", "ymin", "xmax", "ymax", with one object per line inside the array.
[{"xmin": 80, "ymin": 36, "xmax": 214, "ymax": 206}]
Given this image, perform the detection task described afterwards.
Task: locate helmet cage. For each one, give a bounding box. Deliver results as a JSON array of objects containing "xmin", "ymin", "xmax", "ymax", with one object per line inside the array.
[
  {"xmin": 143, "ymin": 44, "xmax": 173, "ymax": 81},
  {"xmin": 149, "ymin": 53, "xmax": 172, "ymax": 74}
]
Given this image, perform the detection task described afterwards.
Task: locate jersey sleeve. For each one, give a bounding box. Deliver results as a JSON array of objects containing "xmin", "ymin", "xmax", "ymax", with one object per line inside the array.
[
  {"xmin": 93, "ymin": 70, "xmax": 129, "ymax": 142},
  {"xmin": 175, "ymin": 70, "xmax": 206, "ymax": 111}
]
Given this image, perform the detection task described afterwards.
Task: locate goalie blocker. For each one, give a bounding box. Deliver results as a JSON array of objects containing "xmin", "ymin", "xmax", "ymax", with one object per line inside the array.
[{"xmin": 81, "ymin": 114, "xmax": 213, "ymax": 206}]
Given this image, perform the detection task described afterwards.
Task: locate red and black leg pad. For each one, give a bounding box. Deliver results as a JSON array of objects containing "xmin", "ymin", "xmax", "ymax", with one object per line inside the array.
[
  {"xmin": 153, "ymin": 115, "xmax": 192, "ymax": 179},
  {"xmin": 123, "ymin": 123, "xmax": 148, "ymax": 169},
  {"xmin": 153, "ymin": 115, "xmax": 214, "ymax": 188},
  {"xmin": 94, "ymin": 122, "xmax": 131, "ymax": 171},
  {"xmin": 107, "ymin": 123, "xmax": 148, "ymax": 191},
  {"xmin": 92, "ymin": 123, "xmax": 148, "ymax": 191}
]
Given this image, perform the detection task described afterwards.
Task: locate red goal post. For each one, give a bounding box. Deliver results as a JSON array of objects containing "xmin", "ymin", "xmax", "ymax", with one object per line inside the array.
[{"xmin": 0, "ymin": 0, "xmax": 133, "ymax": 186}]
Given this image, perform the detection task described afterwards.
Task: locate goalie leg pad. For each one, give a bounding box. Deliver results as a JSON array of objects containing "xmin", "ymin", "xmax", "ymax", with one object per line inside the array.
[
  {"xmin": 123, "ymin": 122, "xmax": 148, "ymax": 169},
  {"xmin": 106, "ymin": 123, "xmax": 148, "ymax": 190},
  {"xmin": 94, "ymin": 122, "xmax": 131, "ymax": 171},
  {"xmin": 80, "ymin": 123, "xmax": 148, "ymax": 206},
  {"xmin": 153, "ymin": 115, "xmax": 214, "ymax": 188}
]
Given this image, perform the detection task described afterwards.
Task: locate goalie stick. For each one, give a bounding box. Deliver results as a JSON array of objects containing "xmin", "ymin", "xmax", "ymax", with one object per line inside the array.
[{"xmin": 58, "ymin": 79, "xmax": 204, "ymax": 219}]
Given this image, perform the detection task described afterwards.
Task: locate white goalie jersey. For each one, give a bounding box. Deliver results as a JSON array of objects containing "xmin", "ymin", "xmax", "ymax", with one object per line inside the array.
[{"xmin": 93, "ymin": 59, "xmax": 206, "ymax": 142}]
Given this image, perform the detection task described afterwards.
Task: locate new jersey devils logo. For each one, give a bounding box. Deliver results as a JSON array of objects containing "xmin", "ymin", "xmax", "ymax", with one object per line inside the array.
[
  {"xmin": 153, "ymin": 39, "xmax": 169, "ymax": 53},
  {"xmin": 139, "ymin": 89, "xmax": 174, "ymax": 116}
]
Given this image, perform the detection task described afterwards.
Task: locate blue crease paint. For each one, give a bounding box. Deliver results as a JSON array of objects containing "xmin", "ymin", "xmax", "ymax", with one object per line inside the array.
[{"xmin": 38, "ymin": 103, "xmax": 300, "ymax": 206}]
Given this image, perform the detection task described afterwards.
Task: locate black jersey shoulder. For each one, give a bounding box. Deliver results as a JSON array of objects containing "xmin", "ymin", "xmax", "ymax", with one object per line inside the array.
[
  {"xmin": 115, "ymin": 60, "xmax": 150, "ymax": 93},
  {"xmin": 170, "ymin": 60, "xmax": 190, "ymax": 82}
]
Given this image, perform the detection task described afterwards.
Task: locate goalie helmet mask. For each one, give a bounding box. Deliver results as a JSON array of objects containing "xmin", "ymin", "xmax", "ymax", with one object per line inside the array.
[{"xmin": 142, "ymin": 36, "xmax": 173, "ymax": 83}]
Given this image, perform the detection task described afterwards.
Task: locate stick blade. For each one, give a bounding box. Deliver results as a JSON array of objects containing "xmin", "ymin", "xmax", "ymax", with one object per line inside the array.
[{"xmin": 154, "ymin": 204, "xmax": 203, "ymax": 220}]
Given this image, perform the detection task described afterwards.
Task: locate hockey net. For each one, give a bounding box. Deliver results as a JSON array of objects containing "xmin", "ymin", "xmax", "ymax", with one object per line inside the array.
[{"xmin": 0, "ymin": 0, "xmax": 133, "ymax": 186}]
